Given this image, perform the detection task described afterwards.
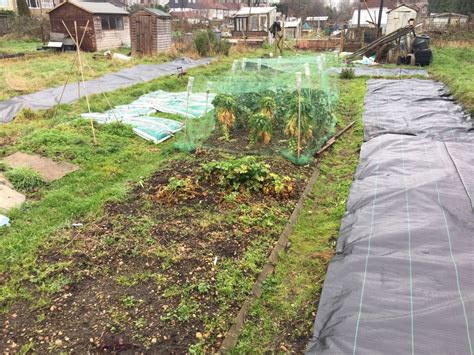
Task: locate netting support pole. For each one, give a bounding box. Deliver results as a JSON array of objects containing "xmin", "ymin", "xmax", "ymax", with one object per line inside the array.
[
  {"xmin": 297, "ymin": 93, "xmax": 301, "ymax": 159},
  {"xmin": 185, "ymin": 94, "xmax": 190, "ymax": 141},
  {"xmin": 296, "ymin": 72, "xmax": 302, "ymax": 160}
]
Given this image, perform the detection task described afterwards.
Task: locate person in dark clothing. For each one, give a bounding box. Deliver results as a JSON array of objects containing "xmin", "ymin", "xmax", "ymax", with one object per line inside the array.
[{"xmin": 269, "ymin": 21, "xmax": 282, "ymax": 38}]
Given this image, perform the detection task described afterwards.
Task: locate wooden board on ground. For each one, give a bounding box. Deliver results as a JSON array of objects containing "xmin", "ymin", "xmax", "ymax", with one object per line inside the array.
[{"xmin": 3, "ymin": 152, "xmax": 79, "ymax": 182}]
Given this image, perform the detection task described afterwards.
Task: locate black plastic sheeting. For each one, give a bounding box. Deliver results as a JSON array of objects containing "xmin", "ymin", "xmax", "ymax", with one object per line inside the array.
[
  {"xmin": 0, "ymin": 57, "xmax": 211, "ymax": 124},
  {"xmin": 364, "ymin": 79, "xmax": 474, "ymax": 142},
  {"xmin": 329, "ymin": 67, "xmax": 429, "ymax": 78},
  {"xmin": 307, "ymin": 79, "xmax": 474, "ymax": 354}
]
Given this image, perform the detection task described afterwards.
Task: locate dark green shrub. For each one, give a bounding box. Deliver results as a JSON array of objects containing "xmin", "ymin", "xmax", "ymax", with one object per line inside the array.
[
  {"xmin": 194, "ymin": 30, "xmax": 231, "ymax": 57},
  {"xmin": 214, "ymin": 38, "xmax": 231, "ymax": 56},
  {"xmin": 194, "ymin": 30, "xmax": 213, "ymax": 57},
  {"xmin": 340, "ymin": 67, "xmax": 355, "ymax": 79}
]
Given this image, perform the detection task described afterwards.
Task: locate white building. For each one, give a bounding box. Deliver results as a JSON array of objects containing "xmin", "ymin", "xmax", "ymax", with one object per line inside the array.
[
  {"xmin": 386, "ymin": 4, "xmax": 418, "ymax": 34},
  {"xmin": 351, "ymin": 7, "xmax": 389, "ymax": 29}
]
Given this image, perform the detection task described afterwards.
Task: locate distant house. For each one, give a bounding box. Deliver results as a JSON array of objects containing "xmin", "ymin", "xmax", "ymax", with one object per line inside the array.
[
  {"xmin": 171, "ymin": 9, "xmax": 205, "ymax": 24},
  {"xmin": 0, "ymin": 0, "xmax": 58, "ymax": 17},
  {"xmin": 27, "ymin": 0, "xmax": 57, "ymax": 16},
  {"xmin": 386, "ymin": 4, "xmax": 418, "ymax": 34},
  {"xmin": 169, "ymin": 0, "xmax": 241, "ymax": 21},
  {"xmin": 48, "ymin": 1, "xmax": 130, "ymax": 51},
  {"xmin": 0, "ymin": 0, "xmax": 16, "ymax": 11},
  {"xmin": 196, "ymin": 0, "xmax": 240, "ymax": 20},
  {"xmin": 169, "ymin": 0, "xmax": 199, "ymax": 13}
]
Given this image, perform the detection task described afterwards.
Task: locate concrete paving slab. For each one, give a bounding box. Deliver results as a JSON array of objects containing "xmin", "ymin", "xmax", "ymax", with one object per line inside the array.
[{"xmin": 3, "ymin": 152, "xmax": 79, "ymax": 182}]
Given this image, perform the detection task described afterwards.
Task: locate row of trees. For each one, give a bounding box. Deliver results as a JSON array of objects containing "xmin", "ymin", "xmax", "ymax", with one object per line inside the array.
[
  {"xmin": 277, "ymin": 0, "xmax": 354, "ymax": 22},
  {"xmin": 428, "ymin": 0, "xmax": 473, "ymax": 15}
]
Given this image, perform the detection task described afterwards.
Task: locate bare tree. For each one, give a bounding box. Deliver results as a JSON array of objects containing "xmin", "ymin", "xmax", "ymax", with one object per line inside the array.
[
  {"xmin": 280, "ymin": 0, "xmax": 326, "ymax": 19},
  {"xmin": 326, "ymin": 0, "xmax": 354, "ymax": 22}
]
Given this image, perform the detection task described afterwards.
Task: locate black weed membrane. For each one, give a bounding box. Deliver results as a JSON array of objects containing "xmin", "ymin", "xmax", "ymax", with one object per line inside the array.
[
  {"xmin": 174, "ymin": 54, "xmax": 340, "ymax": 165},
  {"xmin": 307, "ymin": 79, "xmax": 474, "ymax": 354}
]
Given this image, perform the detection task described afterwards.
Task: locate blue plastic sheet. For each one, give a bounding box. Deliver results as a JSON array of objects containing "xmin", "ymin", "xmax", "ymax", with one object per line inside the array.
[{"xmin": 0, "ymin": 215, "xmax": 10, "ymax": 227}]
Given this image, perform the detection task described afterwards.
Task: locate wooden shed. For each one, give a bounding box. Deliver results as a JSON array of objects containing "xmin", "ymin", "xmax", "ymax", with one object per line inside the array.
[
  {"xmin": 386, "ymin": 4, "xmax": 418, "ymax": 35},
  {"xmin": 232, "ymin": 7, "xmax": 276, "ymax": 37},
  {"xmin": 284, "ymin": 18, "xmax": 302, "ymax": 40},
  {"xmin": 48, "ymin": 1, "xmax": 130, "ymax": 52},
  {"xmin": 130, "ymin": 8, "xmax": 172, "ymax": 57}
]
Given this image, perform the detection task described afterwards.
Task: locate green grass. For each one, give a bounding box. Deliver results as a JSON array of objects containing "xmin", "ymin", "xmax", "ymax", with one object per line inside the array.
[
  {"xmin": 430, "ymin": 45, "xmax": 474, "ymax": 115},
  {"xmin": 233, "ymin": 79, "xmax": 366, "ymax": 352},
  {"xmin": 0, "ymin": 49, "xmax": 265, "ymax": 309},
  {"xmin": 0, "ymin": 39, "xmax": 42, "ymax": 54},
  {"xmin": 0, "ymin": 46, "xmax": 172, "ymax": 101},
  {"xmin": 4, "ymin": 167, "xmax": 46, "ymax": 193}
]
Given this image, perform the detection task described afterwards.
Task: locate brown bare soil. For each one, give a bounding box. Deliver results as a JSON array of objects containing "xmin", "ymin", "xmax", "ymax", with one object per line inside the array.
[{"xmin": 1, "ymin": 150, "xmax": 315, "ymax": 354}]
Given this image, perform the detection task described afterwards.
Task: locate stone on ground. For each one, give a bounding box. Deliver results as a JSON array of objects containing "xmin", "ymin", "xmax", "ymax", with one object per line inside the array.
[{"xmin": 3, "ymin": 152, "xmax": 79, "ymax": 182}]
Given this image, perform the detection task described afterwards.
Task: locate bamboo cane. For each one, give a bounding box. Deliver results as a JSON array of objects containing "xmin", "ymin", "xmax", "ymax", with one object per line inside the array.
[{"xmin": 62, "ymin": 20, "xmax": 97, "ymax": 144}]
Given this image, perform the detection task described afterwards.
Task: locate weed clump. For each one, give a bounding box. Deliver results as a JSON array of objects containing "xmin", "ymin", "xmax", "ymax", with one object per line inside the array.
[
  {"xmin": 5, "ymin": 167, "xmax": 46, "ymax": 192},
  {"xmin": 16, "ymin": 108, "xmax": 38, "ymax": 121},
  {"xmin": 155, "ymin": 176, "xmax": 199, "ymax": 203},
  {"xmin": 340, "ymin": 67, "xmax": 356, "ymax": 80},
  {"xmin": 0, "ymin": 161, "xmax": 8, "ymax": 172}
]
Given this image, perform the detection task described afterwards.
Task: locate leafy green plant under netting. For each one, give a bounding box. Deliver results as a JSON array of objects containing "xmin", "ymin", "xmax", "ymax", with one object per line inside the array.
[
  {"xmin": 175, "ymin": 54, "xmax": 340, "ymax": 165},
  {"xmin": 5, "ymin": 167, "xmax": 46, "ymax": 192},
  {"xmin": 208, "ymin": 88, "xmax": 336, "ymax": 164}
]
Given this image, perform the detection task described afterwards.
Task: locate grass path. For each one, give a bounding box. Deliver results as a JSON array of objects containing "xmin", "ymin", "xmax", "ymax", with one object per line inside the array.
[
  {"xmin": 234, "ymin": 79, "xmax": 366, "ymax": 352},
  {"xmin": 430, "ymin": 45, "xmax": 474, "ymax": 115}
]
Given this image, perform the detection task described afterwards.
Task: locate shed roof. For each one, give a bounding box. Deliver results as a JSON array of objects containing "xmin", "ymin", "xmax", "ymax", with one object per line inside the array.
[
  {"xmin": 306, "ymin": 16, "xmax": 329, "ymax": 21},
  {"xmin": 139, "ymin": 8, "xmax": 171, "ymax": 18},
  {"xmin": 284, "ymin": 18, "xmax": 301, "ymax": 28},
  {"xmin": 234, "ymin": 6, "xmax": 276, "ymax": 16},
  {"xmin": 82, "ymin": 0, "xmax": 127, "ymax": 9},
  {"xmin": 387, "ymin": 4, "xmax": 419, "ymax": 13},
  {"xmin": 351, "ymin": 7, "xmax": 389, "ymax": 26},
  {"xmin": 429, "ymin": 12, "xmax": 468, "ymax": 18},
  {"xmin": 48, "ymin": 1, "xmax": 129, "ymax": 15},
  {"xmin": 356, "ymin": 0, "xmax": 398, "ymax": 9}
]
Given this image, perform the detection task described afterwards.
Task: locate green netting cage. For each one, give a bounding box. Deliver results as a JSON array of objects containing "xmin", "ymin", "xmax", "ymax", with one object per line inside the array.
[{"xmin": 175, "ymin": 53, "xmax": 340, "ymax": 165}]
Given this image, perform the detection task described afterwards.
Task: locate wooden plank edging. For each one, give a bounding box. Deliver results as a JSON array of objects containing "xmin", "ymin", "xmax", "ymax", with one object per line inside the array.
[{"xmin": 218, "ymin": 121, "xmax": 356, "ymax": 353}]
